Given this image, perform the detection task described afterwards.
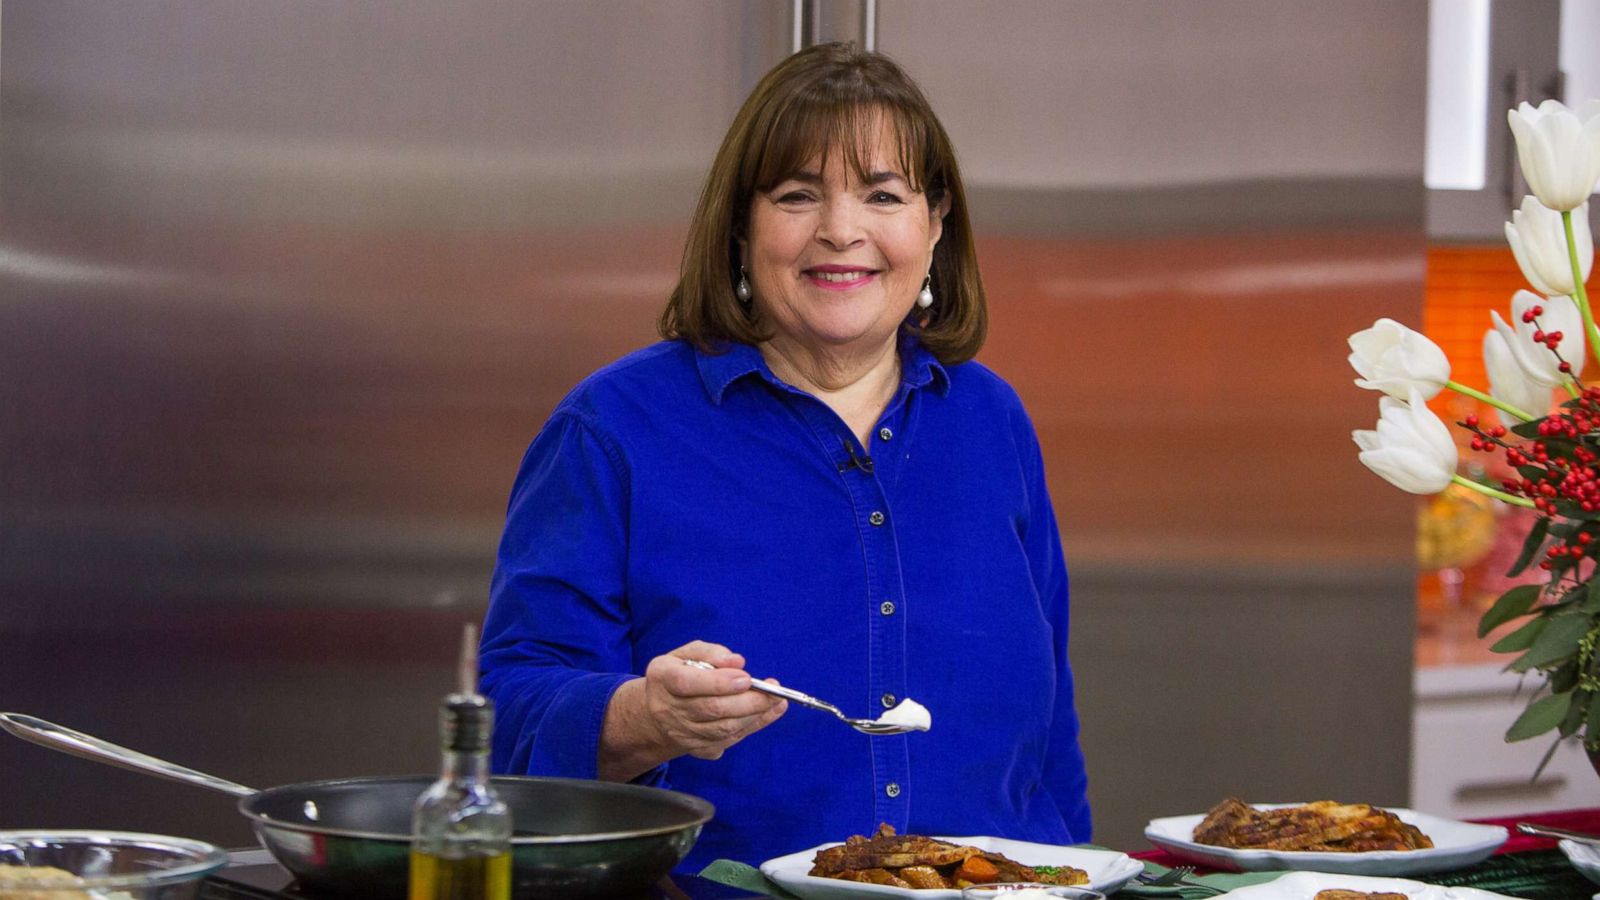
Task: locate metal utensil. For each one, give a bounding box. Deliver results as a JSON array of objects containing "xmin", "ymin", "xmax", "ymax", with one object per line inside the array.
[
  {"xmin": 680, "ymin": 659, "xmax": 923, "ymax": 735},
  {"xmin": 0, "ymin": 712, "xmax": 712, "ymax": 899},
  {"xmin": 1135, "ymin": 865, "xmax": 1225, "ymax": 896},
  {"xmin": 1136, "ymin": 865, "xmax": 1196, "ymax": 887},
  {"xmin": 1518, "ymin": 822, "xmax": 1600, "ymax": 846}
]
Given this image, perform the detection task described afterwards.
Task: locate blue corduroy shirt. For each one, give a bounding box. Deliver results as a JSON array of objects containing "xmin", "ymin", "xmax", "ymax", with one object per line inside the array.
[{"xmin": 481, "ymin": 337, "xmax": 1089, "ymax": 871}]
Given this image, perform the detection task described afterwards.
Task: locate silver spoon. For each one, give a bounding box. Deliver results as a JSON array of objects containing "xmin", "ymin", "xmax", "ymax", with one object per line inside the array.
[
  {"xmin": 1518, "ymin": 822, "xmax": 1600, "ymax": 846},
  {"xmin": 680, "ymin": 659, "xmax": 924, "ymax": 735}
]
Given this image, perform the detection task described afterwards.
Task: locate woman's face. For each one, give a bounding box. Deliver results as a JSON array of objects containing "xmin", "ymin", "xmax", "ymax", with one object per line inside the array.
[{"xmin": 743, "ymin": 123, "xmax": 946, "ymax": 361}]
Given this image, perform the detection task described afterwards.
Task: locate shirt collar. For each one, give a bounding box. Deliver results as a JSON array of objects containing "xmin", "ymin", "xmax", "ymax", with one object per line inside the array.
[
  {"xmin": 900, "ymin": 331, "xmax": 952, "ymax": 397},
  {"xmin": 693, "ymin": 332, "xmax": 950, "ymax": 404}
]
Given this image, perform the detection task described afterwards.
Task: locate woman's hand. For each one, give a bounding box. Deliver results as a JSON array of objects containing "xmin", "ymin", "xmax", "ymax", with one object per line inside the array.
[{"xmin": 598, "ymin": 641, "xmax": 787, "ymax": 782}]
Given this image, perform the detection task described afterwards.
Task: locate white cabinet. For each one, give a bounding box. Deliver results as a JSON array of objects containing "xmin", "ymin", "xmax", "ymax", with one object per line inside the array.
[{"xmin": 1412, "ymin": 664, "xmax": 1597, "ymax": 819}]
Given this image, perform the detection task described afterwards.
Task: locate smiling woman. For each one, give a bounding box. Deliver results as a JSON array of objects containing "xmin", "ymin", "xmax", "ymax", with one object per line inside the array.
[
  {"xmin": 479, "ymin": 42, "xmax": 1089, "ymax": 871},
  {"xmin": 743, "ymin": 125, "xmax": 948, "ymax": 445},
  {"xmin": 746, "ymin": 153, "xmax": 943, "ymax": 447}
]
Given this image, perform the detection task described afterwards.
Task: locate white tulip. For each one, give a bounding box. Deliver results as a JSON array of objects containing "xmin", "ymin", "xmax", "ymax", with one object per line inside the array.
[
  {"xmin": 1489, "ymin": 291, "xmax": 1586, "ymax": 387},
  {"xmin": 1507, "ymin": 99, "xmax": 1600, "ymax": 212},
  {"xmin": 1347, "ymin": 318, "xmax": 1451, "ymax": 400},
  {"xmin": 1506, "ymin": 196, "xmax": 1593, "ymax": 296},
  {"xmin": 1353, "ymin": 388, "xmax": 1459, "ymax": 495},
  {"xmin": 1483, "ymin": 328, "xmax": 1551, "ymax": 427}
]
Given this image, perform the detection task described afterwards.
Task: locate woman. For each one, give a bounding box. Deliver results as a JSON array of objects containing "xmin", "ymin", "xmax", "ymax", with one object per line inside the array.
[{"xmin": 481, "ymin": 42, "xmax": 1089, "ymax": 870}]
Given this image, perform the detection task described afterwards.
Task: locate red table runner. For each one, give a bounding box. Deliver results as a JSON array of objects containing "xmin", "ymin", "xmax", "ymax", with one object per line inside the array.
[{"xmin": 1130, "ymin": 807, "xmax": 1600, "ymax": 870}]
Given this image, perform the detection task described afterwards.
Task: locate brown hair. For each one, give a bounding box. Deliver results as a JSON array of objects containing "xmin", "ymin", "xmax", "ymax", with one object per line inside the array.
[{"xmin": 658, "ymin": 42, "xmax": 986, "ymax": 365}]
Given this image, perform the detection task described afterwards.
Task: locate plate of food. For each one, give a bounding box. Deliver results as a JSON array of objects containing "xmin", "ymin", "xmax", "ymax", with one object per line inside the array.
[
  {"xmin": 1144, "ymin": 799, "xmax": 1507, "ymax": 877},
  {"xmin": 758, "ymin": 824, "xmax": 1142, "ymax": 898},
  {"xmin": 1211, "ymin": 870, "xmax": 1518, "ymax": 898}
]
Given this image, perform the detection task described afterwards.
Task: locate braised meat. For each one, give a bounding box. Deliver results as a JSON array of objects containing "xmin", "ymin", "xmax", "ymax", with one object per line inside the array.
[
  {"xmin": 1313, "ymin": 891, "xmax": 1408, "ymax": 900},
  {"xmin": 1193, "ymin": 799, "xmax": 1433, "ymax": 853},
  {"xmin": 808, "ymin": 824, "xmax": 1089, "ymax": 889}
]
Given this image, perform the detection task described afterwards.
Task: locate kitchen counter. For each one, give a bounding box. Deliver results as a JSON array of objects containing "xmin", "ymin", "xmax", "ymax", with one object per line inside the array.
[{"xmin": 200, "ymin": 849, "xmax": 762, "ymax": 900}]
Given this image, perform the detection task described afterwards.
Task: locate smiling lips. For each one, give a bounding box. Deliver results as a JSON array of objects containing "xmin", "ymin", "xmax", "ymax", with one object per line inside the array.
[{"xmin": 804, "ymin": 265, "xmax": 878, "ymax": 290}]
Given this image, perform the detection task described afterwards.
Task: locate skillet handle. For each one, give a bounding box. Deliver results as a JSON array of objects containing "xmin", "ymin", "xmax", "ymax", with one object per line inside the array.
[{"xmin": 0, "ymin": 712, "xmax": 257, "ymax": 798}]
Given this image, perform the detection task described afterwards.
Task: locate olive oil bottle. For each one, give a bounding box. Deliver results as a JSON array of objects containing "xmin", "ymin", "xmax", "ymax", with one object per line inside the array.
[{"xmin": 409, "ymin": 624, "xmax": 512, "ymax": 900}]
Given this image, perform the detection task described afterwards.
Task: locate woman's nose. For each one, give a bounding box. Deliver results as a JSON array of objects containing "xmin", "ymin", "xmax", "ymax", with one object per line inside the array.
[{"xmin": 814, "ymin": 199, "xmax": 865, "ymax": 250}]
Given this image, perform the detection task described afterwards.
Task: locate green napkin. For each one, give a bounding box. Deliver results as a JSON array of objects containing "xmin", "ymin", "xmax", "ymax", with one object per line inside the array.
[
  {"xmin": 1423, "ymin": 848, "xmax": 1597, "ymax": 900},
  {"xmin": 1116, "ymin": 862, "xmax": 1280, "ymax": 897},
  {"xmin": 697, "ymin": 859, "xmax": 801, "ymax": 898}
]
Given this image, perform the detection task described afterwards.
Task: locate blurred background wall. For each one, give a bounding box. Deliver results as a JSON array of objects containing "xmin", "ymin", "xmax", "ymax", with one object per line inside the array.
[{"xmin": 1, "ymin": 1, "xmax": 1427, "ymax": 851}]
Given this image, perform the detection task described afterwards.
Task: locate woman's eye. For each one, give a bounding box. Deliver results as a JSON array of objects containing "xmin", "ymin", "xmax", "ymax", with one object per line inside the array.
[
  {"xmin": 868, "ymin": 191, "xmax": 904, "ymax": 204},
  {"xmin": 775, "ymin": 191, "xmax": 814, "ymax": 204}
]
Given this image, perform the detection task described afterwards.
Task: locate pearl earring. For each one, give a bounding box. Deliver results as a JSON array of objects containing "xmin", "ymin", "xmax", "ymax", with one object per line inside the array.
[
  {"xmin": 736, "ymin": 267, "xmax": 752, "ymax": 303},
  {"xmin": 916, "ymin": 275, "xmax": 933, "ymax": 309}
]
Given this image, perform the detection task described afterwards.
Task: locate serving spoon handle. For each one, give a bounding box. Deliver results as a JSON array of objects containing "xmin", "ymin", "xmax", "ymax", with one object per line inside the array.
[
  {"xmin": 1517, "ymin": 822, "xmax": 1600, "ymax": 845},
  {"xmin": 678, "ymin": 659, "xmax": 917, "ymax": 735}
]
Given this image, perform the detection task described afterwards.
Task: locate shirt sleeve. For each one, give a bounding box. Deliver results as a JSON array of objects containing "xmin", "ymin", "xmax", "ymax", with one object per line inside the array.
[
  {"xmin": 479, "ymin": 409, "xmax": 664, "ymax": 785},
  {"xmin": 1018, "ymin": 409, "xmax": 1093, "ymax": 842}
]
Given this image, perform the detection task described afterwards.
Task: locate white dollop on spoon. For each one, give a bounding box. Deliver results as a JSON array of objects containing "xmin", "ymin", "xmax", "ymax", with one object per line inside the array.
[{"xmin": 876, "ymin": 698, "xmax": 931, "ymax": 732}]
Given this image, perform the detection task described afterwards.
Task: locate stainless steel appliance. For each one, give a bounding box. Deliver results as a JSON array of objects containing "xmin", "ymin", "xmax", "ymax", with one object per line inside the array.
[{"xmin": 1, "ymin": 0, "xmax": 1426, "ymax": 851}]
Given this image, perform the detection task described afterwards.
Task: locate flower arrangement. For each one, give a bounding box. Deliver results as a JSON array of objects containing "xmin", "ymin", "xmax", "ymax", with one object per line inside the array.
[{"xmin": 1351, "ymin": 99, "xmax": 1600, "ymax": 768}]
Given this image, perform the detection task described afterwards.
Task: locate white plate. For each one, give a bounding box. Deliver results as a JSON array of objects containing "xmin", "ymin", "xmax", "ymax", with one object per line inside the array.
[
  {"xmin": 1143, "ymin": 804, "xmax": 1507, "ymax": 877},
  {"xmin": 1215, "ymin": 870, "xmax": 1518, "ymax": 898},
  {"xmin": 1561, "ymin": 838, "xmax": 1600, "ymax": 886},
  {"xmin": 758, "ymin": 836, "xmax": 1142, "ymax": 900}
]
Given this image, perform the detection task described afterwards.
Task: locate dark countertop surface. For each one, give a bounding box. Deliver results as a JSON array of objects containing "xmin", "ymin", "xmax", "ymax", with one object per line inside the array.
[{"xmin": 200, "ymin": 849, "xmax": 763, "ymax": 900}]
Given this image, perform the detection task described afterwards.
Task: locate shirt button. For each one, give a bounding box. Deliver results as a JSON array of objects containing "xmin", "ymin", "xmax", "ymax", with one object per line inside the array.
[
  {"xmin": 885, "ymin": 783, "xmax": 901, "ymax": 798},
  {"xmin": 880, "ymin": 601, "xmax": 895, "ymax": 616},
  {"xmin": 879, "ymin": 426, "xmax": 893, "ymax": 441},
  {"xmin": 869, "ymin": 511, "xmax": 885, "ymax": 526},
  {"xmin": 881, "ymin": 693, "xmax": 897, "ymax": 708}
]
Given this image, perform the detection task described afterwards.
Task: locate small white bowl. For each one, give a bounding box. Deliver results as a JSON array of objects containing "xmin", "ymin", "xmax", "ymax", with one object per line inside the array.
[{"xmin": 1560, "ymin": 838, "xmax": 1600, "ymax": 887}]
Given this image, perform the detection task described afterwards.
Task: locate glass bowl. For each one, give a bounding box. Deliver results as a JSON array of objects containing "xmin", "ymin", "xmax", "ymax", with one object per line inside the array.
[
  {"xmin": 959, "ymin": 885, "xmax": 1106, "ymax": 900},
  {"xmin": 0, "ymin": 831, "xmax": 228, "ymax": 899}
]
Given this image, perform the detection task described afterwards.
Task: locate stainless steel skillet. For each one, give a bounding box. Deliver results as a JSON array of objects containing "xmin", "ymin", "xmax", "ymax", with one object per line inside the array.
[{"xmin": 1, "ymin": 713, "xmax": 713, "ymax": 899}]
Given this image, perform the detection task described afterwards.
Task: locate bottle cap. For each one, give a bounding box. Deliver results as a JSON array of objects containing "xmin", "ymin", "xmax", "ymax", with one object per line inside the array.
[
  {"xmin": 440, "ymin": 622, "xmax": 492, "ymax": 753},
  {"xmin": 442, "ymin": 692, "xmax": 493, "ymax": 753}
]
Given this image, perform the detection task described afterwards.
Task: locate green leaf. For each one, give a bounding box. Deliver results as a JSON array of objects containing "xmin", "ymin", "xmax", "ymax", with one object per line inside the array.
[
  {"xmin": 1561, "ymin": 688, "xmax": 1589, "ymax": 736},
  {"xmin": 1479, "ymin": 584, "xmax": 1542, "ymax": 637},
  {"xmin": 1556, "ymin": 584, "xmax": 1587, "ymax": 608},
  {"xmin": 1509, "ymin": 517, "xmax": 1551, "ymax": 577},
  {"xmin": 1491, "ymin": 616, "xmax": 1547, "ymax": 654},
  {"xmin": 1553, "ymin": 662, "xmax": 1582, "ymax": 694},
  {"xmin": 1507, "ymin": 691, "xmax": 1573, "ymax": 741},
  {"xmin": 1534, "ymin": 735, "xmax": 1562, "ymax": 779},
  {"xmin": 1586, "ymin": 692, "xmax": 1600, "ymax": 738},
  {"xmin": 1584, "ymin": 576, "xmax": 1600, "ymax": 613},
  {"xmin": 1512, "ymin": 419, "xmax": 1544, "ymax": 439},
  {"xmin": 1520, "ymin": 614, "xmax": 1593, "ymax": 669}
]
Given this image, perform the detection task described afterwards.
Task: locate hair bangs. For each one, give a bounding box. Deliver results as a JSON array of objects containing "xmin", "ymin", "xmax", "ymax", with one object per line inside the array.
[
  {"xmin": 663, "ymin": 43, "xmax": 985, "ymax": 365},
  {"xmin": 748, "ymin": 96, "xmax": 933, "ymax": 198}
]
